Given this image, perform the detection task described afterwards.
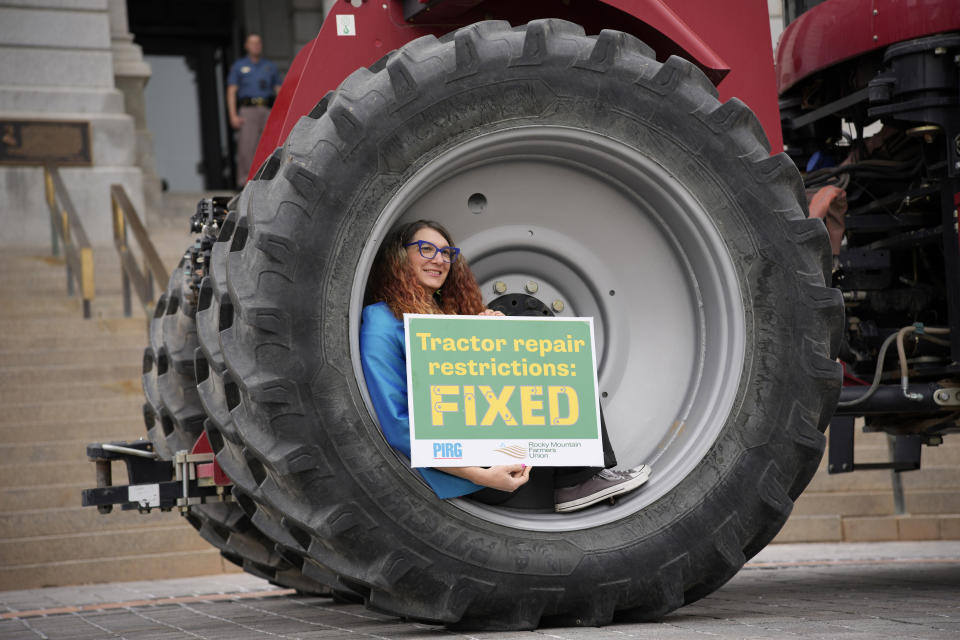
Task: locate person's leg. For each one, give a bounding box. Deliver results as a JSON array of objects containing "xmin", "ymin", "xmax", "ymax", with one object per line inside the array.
[
  {"xmin": 252, "ymin": 105, "xmax": 270, "ymax": 145},
  {"xmin": 236, "ymin": 105, "xmax": 258, "ymax": 188},
  {"xmin": 553, "ymin": 407, "xmax": 617, "ymax": 489},
  {"xmin": 552, "ymin": 409, "xmax": 650, "ymax": 512},
  {"xmin": 469, "ymin": 467, "xmax": 556, "ymax": 507},
  {"xmin": 470, "ymin": 408, "xmax": 648, "ymax": 512}
]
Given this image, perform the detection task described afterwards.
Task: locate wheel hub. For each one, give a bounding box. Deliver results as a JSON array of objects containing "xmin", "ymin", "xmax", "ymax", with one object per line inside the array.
[
  {"xmin": 488, "ymin": 292, "xmax": 555, "ymax": 317},
  {"xmin": 351, "ymin": 125, "xmax": 746, "ymax": 531}
]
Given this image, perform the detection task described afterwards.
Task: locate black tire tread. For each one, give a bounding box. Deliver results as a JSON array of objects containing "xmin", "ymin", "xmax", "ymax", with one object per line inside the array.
[{"xmin": 214, "ymin": 18, "xmax": 843, "ymax": 629}]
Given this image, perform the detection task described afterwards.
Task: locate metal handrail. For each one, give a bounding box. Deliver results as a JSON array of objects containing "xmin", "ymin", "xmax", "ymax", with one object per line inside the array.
[
  {"xmin": 110, "ymin": 184, "xmax": 168, "ymax": 317},
  {"xmin": 44, "ymin": 164, "xmax": 94, "ymax": 318}
]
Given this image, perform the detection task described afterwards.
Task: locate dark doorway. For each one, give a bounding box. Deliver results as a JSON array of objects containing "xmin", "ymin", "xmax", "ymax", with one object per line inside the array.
[{"xmin": 128, "ymin": 0, "xmax": 239, "ymax": 190}]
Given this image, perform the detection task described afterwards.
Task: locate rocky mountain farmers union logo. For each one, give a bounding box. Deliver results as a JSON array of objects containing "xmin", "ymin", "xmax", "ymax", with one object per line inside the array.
[{"xmin": 494, "ymin": 443, "xmax": 527, "ymax": 459}]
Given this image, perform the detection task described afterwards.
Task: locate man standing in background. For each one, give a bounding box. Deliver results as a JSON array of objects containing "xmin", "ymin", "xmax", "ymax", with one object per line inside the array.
[{"xmin": 227, "ymin": 34, "xmax": 280, "ymax": 189}]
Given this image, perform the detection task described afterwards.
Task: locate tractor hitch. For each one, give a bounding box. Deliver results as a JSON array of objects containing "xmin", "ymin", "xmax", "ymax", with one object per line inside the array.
[{"xmin": 82, "ymin": 433, "xmax": 233, "ymax": 514}]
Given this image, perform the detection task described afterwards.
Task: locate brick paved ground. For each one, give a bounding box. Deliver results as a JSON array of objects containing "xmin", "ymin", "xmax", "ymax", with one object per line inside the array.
[{"xmin": 1, "ymin": 542, "xmax": 958, "ymax": 639}]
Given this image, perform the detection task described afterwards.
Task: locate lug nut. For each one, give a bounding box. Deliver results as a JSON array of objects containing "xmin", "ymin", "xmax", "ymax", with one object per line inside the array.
[
  {"xmin": 525, "ymin": 281, "xmax": 539, "ymax": 294},
  {"xmin": 936, "ymin": 390, "xmax": 950, "ymax": 402},
  {"xmin": 493, "ymin": 281, "xmax": 507, "ymax": 294},
  {"xmin": 552, "ymin": 300, "xmax": 565, "ymax": 312}
]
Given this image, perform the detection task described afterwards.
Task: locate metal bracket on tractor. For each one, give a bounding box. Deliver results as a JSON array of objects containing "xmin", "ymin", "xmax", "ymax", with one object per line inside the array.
[{"xmin": 82, "ymin": 432, "xmax": 233, "ymax": 514}]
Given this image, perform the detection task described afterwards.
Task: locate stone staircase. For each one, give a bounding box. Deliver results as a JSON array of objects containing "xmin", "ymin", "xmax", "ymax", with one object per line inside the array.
[
  {"xmin": 775, "ymin": 423, "xmax": 960, "ymax": 543},
  {"xmin": 0, "ymin": 215, "xmax": 240, "ymax": 590}
]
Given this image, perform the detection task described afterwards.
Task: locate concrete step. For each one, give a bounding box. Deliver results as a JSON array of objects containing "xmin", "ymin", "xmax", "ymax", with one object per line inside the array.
[
  {"xmin": 794, "ymin": 491, "xmax": 895, "ymax": 517},
  {"xmin": 0, "ymin": 293, "xmax": 143, "ymax": 320},
  {"xmin": 795, "ymin": 489, "xmax": 960, "ymax": 517},
  {"xmin": 807, "ymin": 467, "xmax": 960, "ymax": 493},
  {"xmin": 0, "ymin": 396, "xmax": 143, "ymax": 426},
  {"xmin": 2, "ymin": 243, "xmax": 185, "ymax": 284},
  {"xmin": 840, "ymin": 514, "xmax": 960, "ymax": 541},
  {"xmin": 0, "ymin": 264, "xmax": 142, "ymax": 293},
  {"xmin": 0, "ymin": 505, "xmax": 192, "ymax": 538},
  {"xmin": 0, "ymin": 483, "xmax": 88, "ymax": 512},
  {"xmin": 777, "ymin": 512, "xmax": 960, "ymax": 543},
  {"xmin": 0, "ymin": 438, "xmax": 155, "ymax": 462},
  {"xmin": 923, "ymin": 442, "xmax": 960, "ymax": 466},
  {"xmin": 0, "ymin": 461, "xmax": 101, "ymax": 488},
  {"xmin": 0, "ymin": 316, "xmax": 146, "ymax": 338},
  {"xmin": 0, "ymin": 417, "xmax": 147, "ymax": 444},
  {"xmin": 0, "ymin": 440, "xmax": 97, "ymax": 464},
  {"xmin": 0, "ymin": 378, "xmax": 143, "ymax": 406},
  {"xmin": 0, "ymin": 294, "xmax": 150, "ymax": 322},
  {"xmin": 815, "ymin": 435, "xmax": 960, "ymax": 469},
  {"xmin": 775, "ymin": 515, "xmax": 842, "ymax": 543},
  {"xmin": 0, "ymin": 254, "xmax": 109, "ymax": 278},
  {"xmin": 0, "ymin": 294, "xmax": 91, "ymax": 319},
  {"xmin": 0, "ymin": 344, "xmax": 149, "ymax": 360},
  {"xmin": 901, "ymin": 467, "xmax": 960, "ymax": 490},
  {"xmin": 0, "ymin": 259, "xmax": 122, "ymax": 285},
  {"xmin": 0, "ymin": 525, "xmax": 211, "ymax": 568},
  {"xmin": 0, "ymin": 365, "xmax": 141, "ymax": 389},
  {"xmin": 904, "ymin": 490, "xmax": 960, "ymax": 515},
  {"xmin": 0, "ymin": 248, "xmax": 173, "ymax": 274},
  {"xmin": 0, "ymin": 548, "xmax": 236, "ymax": 591}
]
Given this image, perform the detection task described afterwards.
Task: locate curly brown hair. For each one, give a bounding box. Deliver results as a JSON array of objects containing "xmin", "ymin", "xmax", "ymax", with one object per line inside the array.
[{"xmin": 368, "ymin": 220, "xmax": 485, "ymax": 319}]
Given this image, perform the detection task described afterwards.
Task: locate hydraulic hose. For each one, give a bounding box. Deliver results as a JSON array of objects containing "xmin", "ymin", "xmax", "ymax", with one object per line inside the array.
[
  {"xmin": 836, "ymin": 332, "xmax": 899, "ymax": 408},
  {"xmin": 837, "ymin": 324, "xmax": 950, "ymax": 408},
  {"xmin": 897, "ymin": 325, "xmax": 950, "ymax": 400}
]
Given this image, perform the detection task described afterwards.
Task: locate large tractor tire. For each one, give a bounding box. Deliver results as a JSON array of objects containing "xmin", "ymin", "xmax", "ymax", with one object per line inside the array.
[
  {"xmin": 140, "ymin": 226, "xmax": 329, "ymax": 596},
  {"xmin": 142, "ymin": 263, "xmax": 205, "ymax": 457},
  {"xmin": 214, "ymin": 20, "xmax": 842, "ymax": 628},
  {"xmin": 194, "ymin": 202, "xmax": 354, "ymax": 598}
]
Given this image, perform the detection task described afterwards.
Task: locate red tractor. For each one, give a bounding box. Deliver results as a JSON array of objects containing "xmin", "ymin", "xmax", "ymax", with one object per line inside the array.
[
  {"xmin": 83, "ymin": 0, "xmax": 960, "ymax": 629},
  {"xmin": 778, "ymin": 0, "xmax": 960, "ymax": 473}
]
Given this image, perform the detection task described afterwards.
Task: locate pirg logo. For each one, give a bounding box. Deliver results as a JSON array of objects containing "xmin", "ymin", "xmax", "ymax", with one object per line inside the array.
[{"xmin": 432, "ymin": 442, "xmax": 463, "ymax": 459}]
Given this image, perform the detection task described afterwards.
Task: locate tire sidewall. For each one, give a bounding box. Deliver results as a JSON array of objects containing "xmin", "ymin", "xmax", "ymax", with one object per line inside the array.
[{"xmin": 237, "ymin": 55, "xmax": 814, "ymax": 570}]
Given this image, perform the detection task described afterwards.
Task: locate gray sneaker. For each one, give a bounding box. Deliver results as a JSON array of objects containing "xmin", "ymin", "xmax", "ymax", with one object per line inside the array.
[{"xmin": 554, "ymin": 466, "xmax": 651, "ymax": 513}]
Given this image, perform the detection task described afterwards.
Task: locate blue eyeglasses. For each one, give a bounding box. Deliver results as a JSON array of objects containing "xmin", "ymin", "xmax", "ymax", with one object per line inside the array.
[{"xmin": 404, "ymin": 240, "xmax": 460, "ymax": 263}]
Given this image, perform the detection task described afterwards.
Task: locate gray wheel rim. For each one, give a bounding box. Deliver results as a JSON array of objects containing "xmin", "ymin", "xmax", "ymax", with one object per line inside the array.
[{"xmin": 350, "ymin": 126, "xmax": 746, "ymax": 531}]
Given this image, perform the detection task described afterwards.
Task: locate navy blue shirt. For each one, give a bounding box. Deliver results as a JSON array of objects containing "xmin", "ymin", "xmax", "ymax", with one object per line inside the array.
[
  {"xmin": 359, "ymin": 302, "xmax": 484, "ymax": 499},
  {"xmin": 227, "ymin": 56, "xmax": 279, "ymax": 99}
]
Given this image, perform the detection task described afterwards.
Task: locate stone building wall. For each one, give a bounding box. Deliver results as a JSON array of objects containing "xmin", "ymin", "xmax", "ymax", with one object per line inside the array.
[{"xmin": 0, "ymin": 0, "xmax": 146, "ymax": 247}]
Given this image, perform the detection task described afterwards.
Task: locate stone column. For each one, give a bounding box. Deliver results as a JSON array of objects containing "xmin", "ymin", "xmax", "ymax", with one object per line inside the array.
[
  {"xmin": 0, "ymin": 0, "xmax": 144, "ymax": 247},
  {"xmin": 108, "ymin": 0, "xmax": 162, "ymax": 215},
  {"xmin": 768, "ymin": 0, "xmax": 785, "ymax": 49}
]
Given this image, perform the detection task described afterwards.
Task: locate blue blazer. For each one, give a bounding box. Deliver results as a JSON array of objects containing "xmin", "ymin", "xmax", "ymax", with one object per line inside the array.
[{"xmin": 359, "ymin": 302, "xmax": 484, "ymax": 499}]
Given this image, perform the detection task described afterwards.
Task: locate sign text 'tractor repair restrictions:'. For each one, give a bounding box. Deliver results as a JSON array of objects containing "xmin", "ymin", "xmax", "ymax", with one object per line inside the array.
[{"xmin": 404, "ymin": 315, "xmax": 604, "ymax": 467}]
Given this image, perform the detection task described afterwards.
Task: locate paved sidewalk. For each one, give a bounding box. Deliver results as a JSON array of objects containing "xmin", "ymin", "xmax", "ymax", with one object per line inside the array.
[{"xmin": 1, "ymin": 542, "xmax": 958, "ymax": 639}]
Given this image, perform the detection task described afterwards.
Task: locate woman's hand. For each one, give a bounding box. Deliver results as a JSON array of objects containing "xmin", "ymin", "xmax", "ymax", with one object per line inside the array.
[
  {"xmin": 442, "ymin": 464, "xmax": 531, "ymax": 492},
  {"xmin": 478, "ymin": 309, "xmax": 505, "ymax": 316},
  {"xmin": 478, "ymin": 464, "xmax": 531, "ymax": 491}
]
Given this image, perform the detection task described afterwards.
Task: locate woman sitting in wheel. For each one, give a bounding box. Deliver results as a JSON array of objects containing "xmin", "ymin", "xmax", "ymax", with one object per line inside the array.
[{"xmin": 360, "ymin": 219, "xmax": 650, "ymax": 511}]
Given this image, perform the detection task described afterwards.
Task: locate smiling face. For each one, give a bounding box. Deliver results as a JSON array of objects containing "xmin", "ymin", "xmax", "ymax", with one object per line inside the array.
[{"xmin": 406, "ymin": 226, "xmax": 452, "ymax": 294}]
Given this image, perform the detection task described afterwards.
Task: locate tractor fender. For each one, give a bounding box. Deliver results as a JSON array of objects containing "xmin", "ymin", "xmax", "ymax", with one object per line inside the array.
[{"xmin": 252, "ymin": 0, "xmax": 782, "ymax": 178}]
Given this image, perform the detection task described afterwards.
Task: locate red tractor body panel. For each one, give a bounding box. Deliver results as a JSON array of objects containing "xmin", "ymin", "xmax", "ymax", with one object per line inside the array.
[
  {"xmin": 252, "ymin": 0, "xmax": 782, "ymax": 177},
  {"xmin": 777, "ymin": 0, "xmax": 960, "ymax": 94}
]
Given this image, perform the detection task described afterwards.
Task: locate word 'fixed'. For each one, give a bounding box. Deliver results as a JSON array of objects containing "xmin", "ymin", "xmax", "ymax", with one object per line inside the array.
[{"xmin": 430, "ymin": 384, "xmax": 578, "ymax": 427}]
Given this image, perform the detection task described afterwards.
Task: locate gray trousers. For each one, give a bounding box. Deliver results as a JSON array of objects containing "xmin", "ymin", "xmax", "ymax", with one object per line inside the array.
[{"xmin": 236, "ymin": 105, "xmax": 271, "ymax": 188}]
